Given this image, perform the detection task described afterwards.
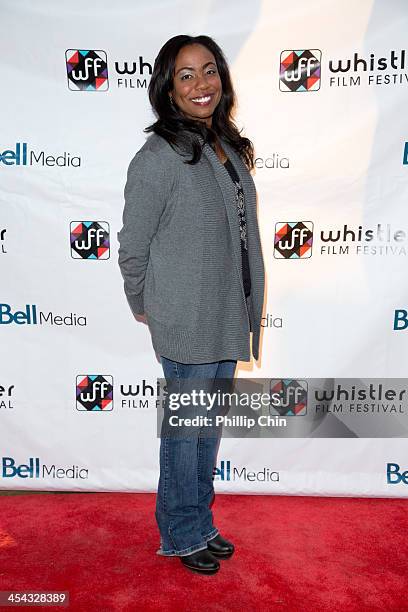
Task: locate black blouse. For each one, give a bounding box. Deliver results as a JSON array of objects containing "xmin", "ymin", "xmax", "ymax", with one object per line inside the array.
[{"xmin": 223, "ymin": 157, "xmax": 251, "ymax": 298}]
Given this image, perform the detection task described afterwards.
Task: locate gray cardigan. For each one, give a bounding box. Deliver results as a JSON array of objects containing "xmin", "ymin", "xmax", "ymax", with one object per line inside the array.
[{"xmin": 117, "ymin": 132, "xmax": 265, "ymax": 364}]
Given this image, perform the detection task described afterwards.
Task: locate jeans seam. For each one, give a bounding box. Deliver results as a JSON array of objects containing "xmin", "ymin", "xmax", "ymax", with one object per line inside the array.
[
  {"xmin": 174, "ymin": 361, "xmax": 181, "ymax": 395},
  {"xmin": 197, "ymin": 436, "xmax": 202, "ymax": 488},
  {"xmin": 168, "ymin": 523, "xmax": 178, "ymax": 551},
  {"xmin": 163, "ymin": 436, "xmax": 169, "ymax": 513}
]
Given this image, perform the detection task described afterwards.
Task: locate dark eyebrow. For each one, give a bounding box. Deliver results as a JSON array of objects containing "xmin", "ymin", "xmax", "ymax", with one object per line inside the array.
[{"xmin": 175, "ymin": 61, "xmax": 216, "ymax": 75}]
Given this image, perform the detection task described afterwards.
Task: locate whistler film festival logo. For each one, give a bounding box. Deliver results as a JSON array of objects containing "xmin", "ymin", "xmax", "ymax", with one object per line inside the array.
[
  {"xmin": 66, "ymin": 47, "xmax": 157, "ymax": 91},
  {"xmin": 274, "ymin": 222, "xmax": 314, "ymax": 259},
  {"xmin": 70, "ymin": 221, "xmax": 110, "ymax": 259},
  {"xmin": 0, "ymin": 228, "xmax": 6, "ymax": 254},
  {"xmin": 66, "ymin": 49, "xmax": 108, "ymax": 91},
  {"xmin": 279, "ymin": 49, "xmax": 321, "ymax": 92},
  {"xmin": 328, "ymin": 49, "xmax": 408, "ymax": 88},
  {"xmin": 280, "ymin": 49, "xmax": 408, "ymax": 90},
  {"xmin": 76, "ymin": 375, "xmax": 113, "ymax": 411},
  {"xmin": 275, "ymin": 221, "xmax": 408, "ymax": 258},
  {"xmin": 0, "ymin": 383, "xmax": 14, "ymax": 410},
  {"xmin": 270, "ymin": 379, "xmax": 308, "ymax": 416}
]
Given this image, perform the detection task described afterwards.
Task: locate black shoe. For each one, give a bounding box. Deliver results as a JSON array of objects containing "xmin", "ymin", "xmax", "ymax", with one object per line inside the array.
[
  {"xmin": 207, "ymin": 534, "xmax": 235, "ymax": 559},
  {"xmin": 180, "ymin": 549, "xmax": 220, "ymax": 574}
]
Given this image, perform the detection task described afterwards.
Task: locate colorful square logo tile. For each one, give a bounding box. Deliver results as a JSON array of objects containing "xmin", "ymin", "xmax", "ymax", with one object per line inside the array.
[
  {"xmin": 274, "ymin": 221, "xmax": 313, "ymax": 259},
  {"xmin": 76, "ymin": 375, "xmax": 113, "ymax": 411},
  {"xmin": 279, "ymin": 50, "xmax": 321, "ymax": 92},
  {"xmin": 66, "ymin": 49, "xmax": 109, "ymax": 91},
  {"xmin": 70, "ymin": 221, "xmax": 110, "ymax": 259},
  {"xmin": 269, "ymin": 379, "xmax": 308, "ymax": 416}
]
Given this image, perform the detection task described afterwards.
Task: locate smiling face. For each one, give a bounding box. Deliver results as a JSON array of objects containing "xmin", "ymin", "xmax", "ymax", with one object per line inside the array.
[{"xmin": 169, "ymin": 43, "xmax": 222, "ymax": 128}]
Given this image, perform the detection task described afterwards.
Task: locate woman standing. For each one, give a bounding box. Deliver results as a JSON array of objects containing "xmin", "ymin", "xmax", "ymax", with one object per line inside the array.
[{"xmin": 118, "ymin": 34, "xmax": 265, "ymax": 574}]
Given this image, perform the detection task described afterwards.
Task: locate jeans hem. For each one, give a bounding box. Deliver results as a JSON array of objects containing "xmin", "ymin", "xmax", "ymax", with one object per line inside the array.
[
  {"xmin": 156, "ymin": 541, "xmax": 209, "ymax": 557},
  {"xmin": 202, "ymin": 527, "xmax": 219, "ymax": 543}
]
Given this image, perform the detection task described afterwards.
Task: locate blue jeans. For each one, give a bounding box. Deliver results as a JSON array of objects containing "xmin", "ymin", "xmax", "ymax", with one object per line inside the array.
[{"xmin": 155, "ymin": 356, "xmax": 237, "ymax": 557}]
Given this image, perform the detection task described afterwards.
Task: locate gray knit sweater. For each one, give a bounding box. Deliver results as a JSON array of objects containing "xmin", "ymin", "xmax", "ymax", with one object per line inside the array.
[{"xmin": 117, "ymin": 132, "xmax": 265, "ymax": 363}]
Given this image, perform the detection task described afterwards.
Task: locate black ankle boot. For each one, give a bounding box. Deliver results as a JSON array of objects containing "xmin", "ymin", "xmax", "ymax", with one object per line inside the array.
[
  {"xmin": 207, "ymin": 534, "xmax": 235, "ymax": 559},
  {"xmin": 180, "ymin": 549, "xmax": 220, "ymax": 574}
]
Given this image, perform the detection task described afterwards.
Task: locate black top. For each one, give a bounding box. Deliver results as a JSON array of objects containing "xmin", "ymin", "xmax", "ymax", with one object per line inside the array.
[{"xmin": 223, "ymin": 157, "xmax": 251, "ymax": 298}]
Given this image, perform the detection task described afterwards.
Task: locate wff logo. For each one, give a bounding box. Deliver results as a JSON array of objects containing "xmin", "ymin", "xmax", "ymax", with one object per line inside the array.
[
  {"xmin": 76, "ymin": 375, "xmax": 113, "ymax": 411},
  {"xmin": 269, "ymin": 379, "xmax": 308, "ymax": 416},
  {"xmin": 66, "ymin": 50, "xmax": 108, "ymax": 91},
  {"xmin": 70, "ymin": 221, "xmax": 110, "ymax": 259},
  {"xmin": 280, "ymin": 50, "xmax": 321, "ymax": 92},
  {"xmin": 274, "ymin": 222, "xmax": 313, "ymax": 259}
]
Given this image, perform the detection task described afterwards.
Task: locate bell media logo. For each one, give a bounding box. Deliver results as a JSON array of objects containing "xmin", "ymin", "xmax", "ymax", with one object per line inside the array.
[
  {"xmin": 393, "ymin": 310, "xmax": 408, "ymax": 331},
  {"xmin": 274, "ymin": 221, "xmax": 313, "ymax": 259},
  {"xmin": 66, "ymin": 50, "xmax": 108, "ymax": 91},
  {"xmin": 387, "ymin": 463, "xmax": 408, "ymax": 484},
  {"xmin": 213, "ymin": 459, "xmax": 279, "ymax": 483},
  {"xmin": 269, "ymin": 379, "xmax": 308, "ymax": 416},
  {"xmin": 76, "ymin": 375, "xmax": 113, "ymax": 411},
  {"xmin": 279, "ymin": 50, "xmax": 321, "ymax": 92},
  {"xmin": 70, "ymin": 221, "xmax": 110, "ymax": 259}
]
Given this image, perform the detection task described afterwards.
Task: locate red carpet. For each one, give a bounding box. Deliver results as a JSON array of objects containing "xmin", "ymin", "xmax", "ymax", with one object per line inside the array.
[{"xmin": 0, "ymin": 492, "xmax": 406, "ymax": 611}]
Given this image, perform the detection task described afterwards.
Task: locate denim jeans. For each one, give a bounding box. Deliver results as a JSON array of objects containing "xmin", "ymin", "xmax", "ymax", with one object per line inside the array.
[{"xmin": 155, "ymin": 356, "xmax": 237, "ymax": 557}]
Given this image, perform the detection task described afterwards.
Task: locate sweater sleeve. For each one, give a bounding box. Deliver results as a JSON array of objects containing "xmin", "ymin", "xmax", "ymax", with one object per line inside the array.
[{"xmin": 117, "ymin": 149, "xmax": 170, "ymax": 316}]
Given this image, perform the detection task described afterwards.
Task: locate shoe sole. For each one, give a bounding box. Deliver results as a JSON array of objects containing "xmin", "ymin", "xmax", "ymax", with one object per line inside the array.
[
  {"xmin": 207, "ymin": 550, "xmax": 234, "ymax": 559},
  {"xmin": 181, "ymin": 562, "xmax": 220, "ymax": 575}
]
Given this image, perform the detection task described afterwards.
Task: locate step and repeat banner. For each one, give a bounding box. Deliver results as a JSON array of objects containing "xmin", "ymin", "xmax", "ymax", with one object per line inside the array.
[{"xmin": 1, "ymin": 0, "xmax": 408, "ymax": 496}]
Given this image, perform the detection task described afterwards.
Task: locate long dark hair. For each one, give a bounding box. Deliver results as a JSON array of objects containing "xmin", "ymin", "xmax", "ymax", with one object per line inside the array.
[{"xmin": 144, "ymin": 34, "xmax": 254, "ymax": 170}]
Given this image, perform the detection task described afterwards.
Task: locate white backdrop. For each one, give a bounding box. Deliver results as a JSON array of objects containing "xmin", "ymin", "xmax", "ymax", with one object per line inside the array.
[{"xmin": 1, "ymin": 0, "xmax": 408, "ymax": 496}]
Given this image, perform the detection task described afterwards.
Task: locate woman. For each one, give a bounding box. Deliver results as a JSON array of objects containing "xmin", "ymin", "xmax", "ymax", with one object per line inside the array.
[{"xmin": 118, "ymin": 34, "xmax": 265, "ymax": 575}]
